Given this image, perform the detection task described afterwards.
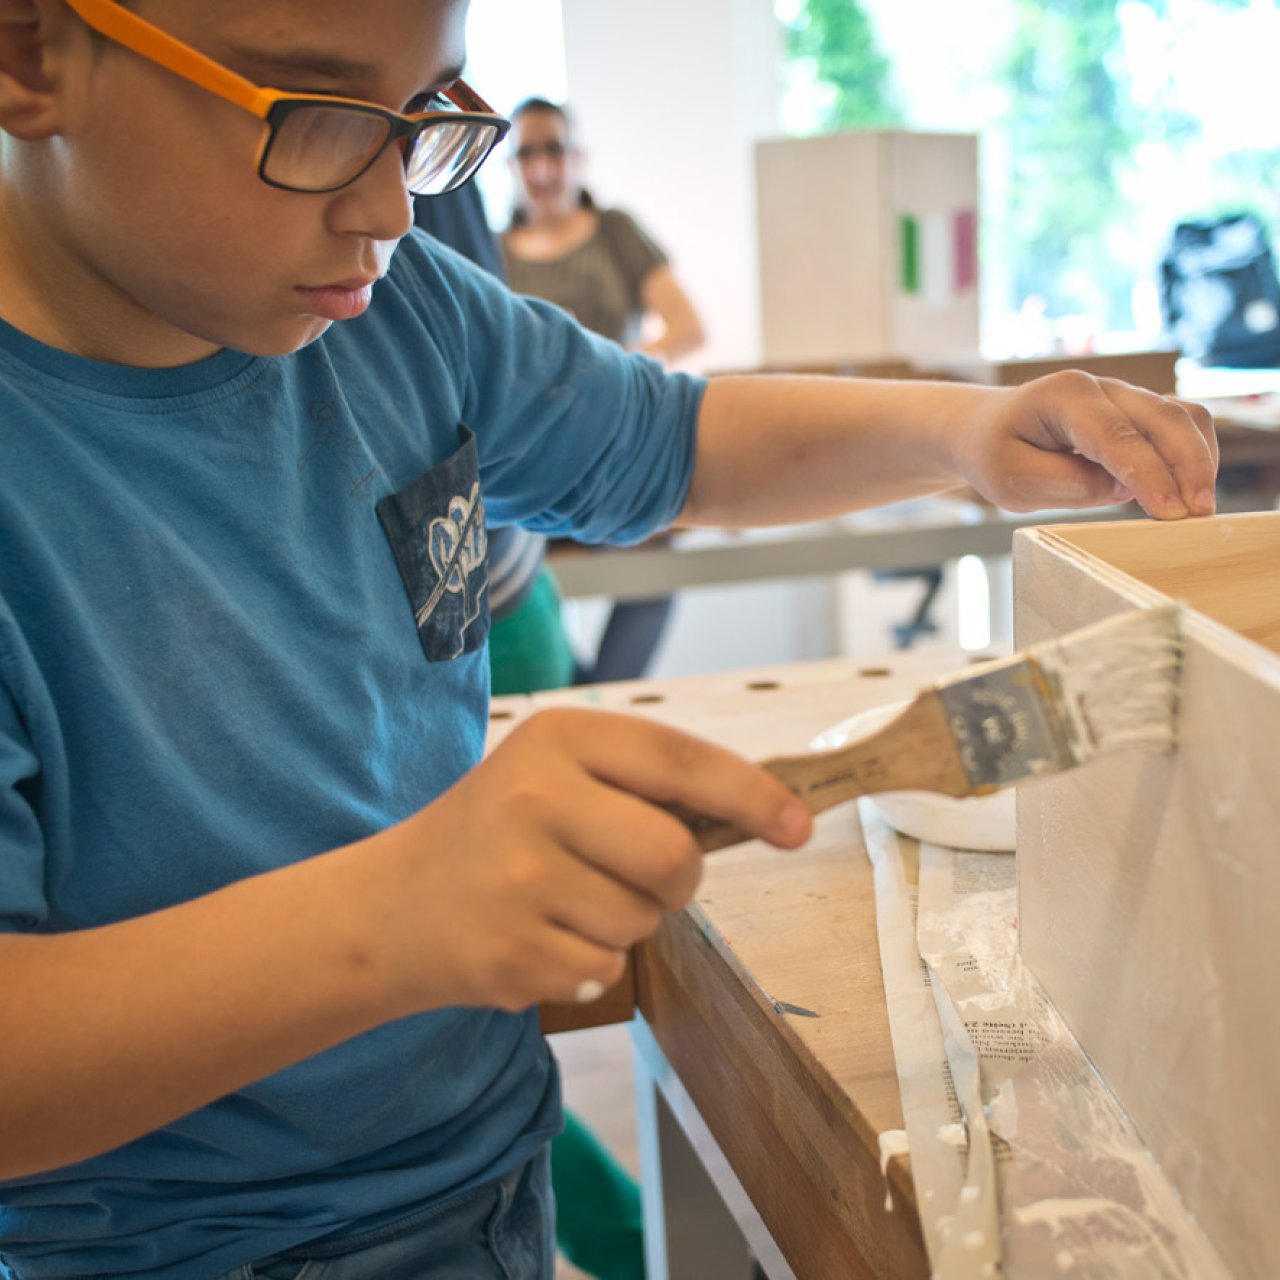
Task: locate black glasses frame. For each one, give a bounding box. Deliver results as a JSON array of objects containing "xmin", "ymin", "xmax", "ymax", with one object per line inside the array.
[{"xmin": 259, "ymin": 97, "xmax": 510, "ymax": 196}]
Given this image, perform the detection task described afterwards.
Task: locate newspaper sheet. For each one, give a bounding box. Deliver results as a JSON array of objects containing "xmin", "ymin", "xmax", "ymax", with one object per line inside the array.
[{"xmin": 860, "ymin": 801, "xmax": 1233, "ymax": 1279}]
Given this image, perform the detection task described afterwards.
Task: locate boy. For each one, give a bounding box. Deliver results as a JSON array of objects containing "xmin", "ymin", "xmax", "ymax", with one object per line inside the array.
[{"xmin": 0, "ymin": 1, "xmax": 1217, "ymax": 1277}]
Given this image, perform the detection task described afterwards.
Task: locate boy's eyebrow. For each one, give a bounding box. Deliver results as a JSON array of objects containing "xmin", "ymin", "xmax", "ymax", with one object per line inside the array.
[{"xmin": 223, "ymin": 45, "xmax": 466, "ymax": 94}]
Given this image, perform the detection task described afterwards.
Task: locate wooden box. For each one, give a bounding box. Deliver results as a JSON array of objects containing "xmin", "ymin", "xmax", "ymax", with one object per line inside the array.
[
  {"xmin": 755, "ymin": 130, "xmax": 980, "ymax": 366},
  {"xmin": 947, "ymin": 348, "xmax": 1181, "ymax": 395},
  {"xmin": 1013, "ymin": 512, "xmax": 1280, "ymax": 1280}
]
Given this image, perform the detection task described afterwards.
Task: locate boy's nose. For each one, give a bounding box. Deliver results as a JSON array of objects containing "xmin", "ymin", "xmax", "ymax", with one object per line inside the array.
[{"xmin": 325, "ymin": 141, "xmax": 415, "ymax": 242}]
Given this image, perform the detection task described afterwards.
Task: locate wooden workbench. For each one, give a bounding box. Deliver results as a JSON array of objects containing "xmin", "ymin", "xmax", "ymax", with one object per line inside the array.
[{"xmin": 490, "ymin": 650, "xmax": 969, "ymax": 1279}]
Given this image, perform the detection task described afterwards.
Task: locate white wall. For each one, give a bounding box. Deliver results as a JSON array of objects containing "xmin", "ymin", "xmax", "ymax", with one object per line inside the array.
[{"xmin": 559, "ymin": 0, "xmax": 781, "ymax": 374}]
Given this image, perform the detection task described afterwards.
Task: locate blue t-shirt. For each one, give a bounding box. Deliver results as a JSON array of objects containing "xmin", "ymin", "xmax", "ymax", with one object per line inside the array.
[{"xmin": 0, "ymin": 231, "xmax": 703, "ymax": 1279}]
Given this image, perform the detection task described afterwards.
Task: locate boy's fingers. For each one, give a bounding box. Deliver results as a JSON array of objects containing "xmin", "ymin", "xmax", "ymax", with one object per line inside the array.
[
  {"xmin": 1089, "ymin": 379, "xmax": 1218, "ymax": 515},
  {"xmin": 519, "ymin": 929, "xmax": 629, "ymax": 1009},
  {"xmin": 542, "ymin": 775, "xmax": 707, "ymax": 911},
  {"xmin": 993, "ymin": 446, "xmax": 1131, "ymax": 513},
  {"xmin": 525, "ymin": 708, "xmax": 812, "ymax": 854},
  {"xmin": 518, "ymin": 815, "xmax": 675, "ymax": 933},
  {"xmin": 547, "ymin": 861, "xmax": 667, "ymax": 943},
  {"xmin": 587, "ymin": 714, "xmax": 813, "ymax": 850},
  {"xmin": 1026, "ymin": 374, "xmax": 1218, "ymax": 519},
  {"xmin": 545, "ymin": 930, "xmax": 630, "ymax": 1006},
  {"xmin": 1171, "ymin": 394, "xmax": 1219, "ymax": 469}
]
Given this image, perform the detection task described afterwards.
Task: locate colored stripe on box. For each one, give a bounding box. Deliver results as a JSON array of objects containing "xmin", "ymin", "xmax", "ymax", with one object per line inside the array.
[
  {"xmin": 900, "ymin": 216, "xmax": 919, "ymax": 294},
  {"xmin": 954, "ymin": 209, "xmax": 977, "ymax": 292}
]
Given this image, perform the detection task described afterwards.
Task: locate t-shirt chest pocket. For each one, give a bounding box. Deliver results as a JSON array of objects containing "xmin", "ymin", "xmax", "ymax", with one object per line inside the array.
[{"xmin": 376, "ymin": 427, "xmax": 490, "ymax": 662}]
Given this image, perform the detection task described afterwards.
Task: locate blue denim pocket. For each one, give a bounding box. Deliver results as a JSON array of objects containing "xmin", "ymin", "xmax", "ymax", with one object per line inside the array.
[
  {"xmin": 486, "ymin": 1149, "xmax": 556, "ymax": 1280},
  {"xmin": 376, "ymin": 425, "xmax": 490, "ymax": 662}
]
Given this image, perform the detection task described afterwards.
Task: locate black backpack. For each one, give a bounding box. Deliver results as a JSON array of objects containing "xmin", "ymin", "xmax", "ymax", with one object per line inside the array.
[{"xmin": 1160, "ymin": 213, "xmax": 1280, "ymax": 368}]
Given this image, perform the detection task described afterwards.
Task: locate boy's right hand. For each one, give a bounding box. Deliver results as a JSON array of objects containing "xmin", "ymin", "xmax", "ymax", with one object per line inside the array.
[{"xmin": 380, "ymin": 708, "xmax": 812, "ymax": 1015}]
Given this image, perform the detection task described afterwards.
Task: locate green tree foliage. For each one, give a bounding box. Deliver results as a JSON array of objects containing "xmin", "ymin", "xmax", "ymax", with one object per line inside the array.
[
  {"xmin": 783, "ymin": 0, "xmax": 901, "ymax": 129},
  {"xmin": 1001, "ymin": 0, "xmax": 1254, "ymax": 326},
  {"xmin": 784, "ymin": 0, "xmax": 1263, "ymax": 333},
  {"xmin": 1001, "ymin": 0, "xmax": 1139, "ymax": 323}
]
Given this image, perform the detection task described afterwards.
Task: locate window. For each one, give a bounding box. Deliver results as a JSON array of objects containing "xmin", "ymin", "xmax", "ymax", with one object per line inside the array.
[{"xmin": 777, "ymin": 0, "xmax": 1280, "ymax": 358}]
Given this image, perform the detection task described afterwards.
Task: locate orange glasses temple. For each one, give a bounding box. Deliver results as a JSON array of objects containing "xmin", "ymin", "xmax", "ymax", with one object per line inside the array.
[{"xmin": 62, "ymin": 0, "xmax": 498, "ymax": 122}]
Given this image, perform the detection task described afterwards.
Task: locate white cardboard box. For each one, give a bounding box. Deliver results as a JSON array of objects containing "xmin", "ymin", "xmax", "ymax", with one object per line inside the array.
[{"xmin": 755, "ymin": 130, "xmax": 980, "ymax": 366}]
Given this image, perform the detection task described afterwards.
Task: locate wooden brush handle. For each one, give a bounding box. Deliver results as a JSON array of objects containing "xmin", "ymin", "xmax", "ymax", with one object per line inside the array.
[{"xmin": 665, "ymin": 691, "xmax": 969, "ymax": 853}]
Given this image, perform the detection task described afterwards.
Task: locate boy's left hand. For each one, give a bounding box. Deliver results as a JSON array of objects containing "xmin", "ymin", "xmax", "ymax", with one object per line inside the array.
[{"xmin": 961, "ymin": 372, "xmax": 1219, "ymax": 520}]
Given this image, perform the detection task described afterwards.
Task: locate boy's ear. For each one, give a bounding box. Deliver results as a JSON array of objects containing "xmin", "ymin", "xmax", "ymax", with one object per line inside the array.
[{"xmin": 0, "ymin": 0, "xmax": 70, "ymax": 140}]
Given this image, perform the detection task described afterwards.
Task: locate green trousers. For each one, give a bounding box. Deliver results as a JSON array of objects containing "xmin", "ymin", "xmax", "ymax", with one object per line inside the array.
[
  {"xmin": 550, "ymin": 1109, "xmax": 647, "ymax": 1280},
  {"xmin": 488, "ymin": 567, "xmax": 577, "ymax": 696}
]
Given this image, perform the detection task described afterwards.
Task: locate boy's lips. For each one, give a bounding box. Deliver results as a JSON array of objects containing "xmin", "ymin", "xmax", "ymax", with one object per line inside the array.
[{"xmin": 295, "ymin": 279, "xmax": 378, "ymax": 322}]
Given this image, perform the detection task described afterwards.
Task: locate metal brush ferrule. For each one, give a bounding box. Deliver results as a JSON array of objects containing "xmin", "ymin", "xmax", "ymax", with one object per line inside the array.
[{"xmin": 934, "ymin": 655, "xmax": 1075, "ymax": 790}]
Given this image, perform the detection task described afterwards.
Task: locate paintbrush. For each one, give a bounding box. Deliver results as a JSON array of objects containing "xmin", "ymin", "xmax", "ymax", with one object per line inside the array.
[{"xmin": 670, "ymin": 603, "xmax": 1184, "ymax": 852}]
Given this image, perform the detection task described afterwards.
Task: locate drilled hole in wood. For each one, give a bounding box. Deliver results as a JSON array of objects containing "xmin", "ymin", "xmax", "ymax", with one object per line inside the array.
[
  {"xmin": 746, "ymin": 680, "xmax": 780, "ymax": 691},
  {"xmin": 630, "ymin": 693, "xmax": 665, "ymax": 705},
  {"xmin": 858, "ymin": 667, "xmax": 893, "ymax": 678}
]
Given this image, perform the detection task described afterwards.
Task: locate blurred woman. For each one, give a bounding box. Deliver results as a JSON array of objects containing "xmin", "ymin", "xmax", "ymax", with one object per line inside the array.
[
  {"xmin": 501, "ymin": 98, "xmax": 704, "ymax": 364},
  {"xmin": 502, "ymin": 98, "xmax": 704, "ymax": 684}
]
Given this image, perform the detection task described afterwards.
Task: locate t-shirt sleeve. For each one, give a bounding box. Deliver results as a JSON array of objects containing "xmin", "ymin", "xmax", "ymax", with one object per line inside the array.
[
  {"xmin": 600, "ymin": 209, "xmax": 669, "ymax": 309},
  {"xmin": 0, "ymin": 624, "xmax": 49, "ymax": 932},
  {"xmin": 384, "ymin": 234, "xmax": 704, "ymax": 548}
]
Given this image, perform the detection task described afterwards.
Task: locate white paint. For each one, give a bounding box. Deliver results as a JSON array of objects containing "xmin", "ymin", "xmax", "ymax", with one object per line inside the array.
[
  {"xmin": 1032, "ymin": 604, "xmax": 1182, "ymax": 763},
  {"xmin": 877, "ymin": 1127, "xmax": 910, "ymax": 1211},
  {"xmin": 1011, "ymin": 1196, "xmax": 1139, "ymax": 1230}
]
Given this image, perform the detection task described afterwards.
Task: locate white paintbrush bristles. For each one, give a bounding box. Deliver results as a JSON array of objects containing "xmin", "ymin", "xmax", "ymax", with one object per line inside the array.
[{"xmin": 1032, "ymin": 604, "xmax": 1184, "ymax": 766}]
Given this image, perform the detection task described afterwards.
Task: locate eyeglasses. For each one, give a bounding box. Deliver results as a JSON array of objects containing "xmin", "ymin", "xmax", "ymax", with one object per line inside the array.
[{"xmin": 63, "ymin": 0, "xmax": 510, "ymax": 196}]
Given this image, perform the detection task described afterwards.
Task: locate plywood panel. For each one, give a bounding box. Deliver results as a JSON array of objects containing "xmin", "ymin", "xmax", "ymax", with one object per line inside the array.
[
  {"xmin": 948, "ymin": 349, "xmax": 1180, "ymax": 395},
  {"xmin": 1044, "ymin": 511, "xmax": 1280, "ymax": 652},
  {"xmin": 1014, "ymin": 515, "xmax": 1280, "ymax": 1280}
]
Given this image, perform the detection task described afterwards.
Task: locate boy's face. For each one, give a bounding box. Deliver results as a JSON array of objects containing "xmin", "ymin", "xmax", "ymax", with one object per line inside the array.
[{"xmin": 0, "ymin": 0, "xmax": 470, "ymax": 365}]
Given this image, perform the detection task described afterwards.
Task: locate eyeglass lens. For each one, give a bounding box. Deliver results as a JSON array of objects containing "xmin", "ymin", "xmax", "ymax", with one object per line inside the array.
[
  {"xmin": 263, "ymin": 105, "xmax": 499, "ymax": 195},
  {"xmin": 405, "ymin": 123, "xmax": 500, "ymax": 195}
]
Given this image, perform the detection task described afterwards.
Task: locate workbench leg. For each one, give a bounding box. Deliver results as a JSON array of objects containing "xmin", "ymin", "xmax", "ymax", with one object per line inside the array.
[{"xmin": 630, "ymin": 1017, "xmax": 771, "ymax": 1280}]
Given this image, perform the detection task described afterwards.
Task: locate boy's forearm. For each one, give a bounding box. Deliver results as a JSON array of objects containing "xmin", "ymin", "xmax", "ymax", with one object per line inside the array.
[
  {"xmin": 0, "ymin": 832, "xmax": 412, "ymax": 1181},
  {"xmin": 682, "ymin": 371, "xmax": 1217, "ymax": 525},
  {"xmin": 679, "ymin": 375, "xmax": 971, "ymax": 527}
]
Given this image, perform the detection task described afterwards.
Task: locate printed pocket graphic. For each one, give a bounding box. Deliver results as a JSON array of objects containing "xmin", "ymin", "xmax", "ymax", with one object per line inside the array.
[{"xmin": 376, "ymin": 428, "xmax": 490, "ymax": 662}]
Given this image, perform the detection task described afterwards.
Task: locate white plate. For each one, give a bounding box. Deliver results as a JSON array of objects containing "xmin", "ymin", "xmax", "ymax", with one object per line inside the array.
[{"xmin": 810, "ymin": 699, "xmax": 1016, "ymax": 852}]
